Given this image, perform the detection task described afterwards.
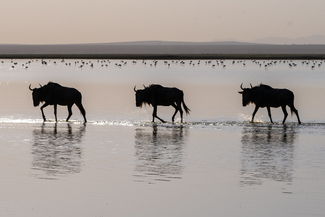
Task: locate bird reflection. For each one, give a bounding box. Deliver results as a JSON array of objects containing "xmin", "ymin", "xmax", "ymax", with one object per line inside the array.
[
  {"xmin": 240, "ymin": 124, "xmax": 297, "ymax": 186},
  {"xmin": 134, "ymin": 124, "xmax": 187, "ymax": 184},
  {"xmin": 31, "ymin": 123, "xmax": 85, "ymax": 180}
]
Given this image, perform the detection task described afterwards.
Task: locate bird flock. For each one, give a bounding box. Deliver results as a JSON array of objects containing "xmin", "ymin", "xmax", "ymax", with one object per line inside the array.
[{"xmin": 1, "ymin": 59, "xmax": 324, "ymax": 70}]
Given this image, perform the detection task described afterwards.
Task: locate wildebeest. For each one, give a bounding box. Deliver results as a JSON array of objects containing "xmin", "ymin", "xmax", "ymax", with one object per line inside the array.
[
  {"xmin": 238, "ymin": 83, "xmax": 301, "ymax": 124},
  {"xmin": 134, "ymin": 84, "xmax": 190, "ymax": 123},
  {"xmin": 29, "ymin": 82, "xmax": 87, "ymax": 123}
]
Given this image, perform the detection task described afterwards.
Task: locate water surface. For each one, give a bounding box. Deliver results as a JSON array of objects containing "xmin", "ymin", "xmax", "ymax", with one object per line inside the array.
[{"xmin": 0, "ymin": 59, "xmax": 325, "ymax": 216}]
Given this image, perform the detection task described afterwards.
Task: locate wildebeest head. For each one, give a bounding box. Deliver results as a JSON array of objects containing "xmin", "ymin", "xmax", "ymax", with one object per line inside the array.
[
  {"xmin": 238, "ymin": 83, "xmax": 256, "ymax": 106},
  {"xmin": 29, "ymin": 84, "xmax": 44, "ymax": 107},
  {"xmin": 134, "ymin": 85, "xmax": 148, "ymax": 107}
]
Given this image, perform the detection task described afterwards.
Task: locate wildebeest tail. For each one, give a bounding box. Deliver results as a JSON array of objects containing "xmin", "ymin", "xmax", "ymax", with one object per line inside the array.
[
  {"xmin": 289, "ymin": 94, "xmax": 296, "ymax": 116},
  {"xmin": 181, "ymin": 93, "xmax": 190, "ymax": 115}
]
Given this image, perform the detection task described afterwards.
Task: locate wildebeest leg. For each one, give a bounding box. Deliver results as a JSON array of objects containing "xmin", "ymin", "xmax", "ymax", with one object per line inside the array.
[
  {"xmin": 152, "ymin": 106, "xmax": 165, "ymax": 123},
  {"xmin": 76, "ymin": 102, "xmax": 87, "ymax": 123},
  {"xmin": 171, "ymin": 106, "xmax": 178, "ymax": 123},
  {"xmin": 66, "ymin": 104, "xmax": 73, "ymax": 122},
  {"xmin": 172, "ymin": 103, "xmax": 182, "ymax": 123},
  {"xmin": 251, "ymin": 106, "xmax": 259, "ymax": 123},
  {"xmin": 178, "ymin": 102, "xmax": 184, "ymax": 123},
  {"xmin": 267, "ymin": 107, "xmax": 274, "ymax": 123},
  {"xmin": 281, "ymin": 105, "xmax": 288, "ymax": 124},
  {"xmin": 54, "ymin": 104, "xmax": 58, "ymax": 122},
  {"xmin": 40, "ymin": 102, "xmax": 49, "ymax": 122}
]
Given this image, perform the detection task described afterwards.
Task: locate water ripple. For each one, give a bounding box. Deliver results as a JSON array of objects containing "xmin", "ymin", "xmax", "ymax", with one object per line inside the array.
[{"xmin": 1, "ymin": 117, "xmax": 325, "ymax": 132}]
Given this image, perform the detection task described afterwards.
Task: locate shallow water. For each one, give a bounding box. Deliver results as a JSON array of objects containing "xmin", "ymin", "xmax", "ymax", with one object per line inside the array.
[{"xmin": 0, "ymin": 59, "xmax": 325, "ymax": 216}]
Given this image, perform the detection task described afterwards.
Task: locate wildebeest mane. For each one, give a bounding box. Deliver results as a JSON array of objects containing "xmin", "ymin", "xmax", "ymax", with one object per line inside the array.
[
  {"xmin": 245, "ymin": 84, "xmax": 273, "ymax": 105},
  {"xmin": 146, "ymin": 84, "xmax": 163, "ymax": 89},
  {"xmin": 248, "ymin": 83, "xmax": 273, "ymax": 90},
  {"xmin": 44, "ymin": 82, "xmax": 62, "ymax": 88},
  {"xmin": 258, "ymin": 84, "xmax": 273, "ymax": 89},
  {"xmin": 35, "ymin": 82, "xmax": 61, "ymax": 103},
  {"xmin": 138, "ymin": 84, "xmax": 163, "ymax": 107}
]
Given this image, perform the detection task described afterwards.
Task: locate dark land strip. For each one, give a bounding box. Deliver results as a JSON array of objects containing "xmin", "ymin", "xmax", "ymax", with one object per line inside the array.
[{"xmin": 1, "ymin": 44, "xmax": 325, "ymax": 59}]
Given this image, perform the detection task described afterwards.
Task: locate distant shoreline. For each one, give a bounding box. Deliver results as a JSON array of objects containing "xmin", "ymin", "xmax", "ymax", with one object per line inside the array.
[
  {"xmin": 1, "ymin": 43, "xmax": 325, "ymax": 59},
  {"xmin": 1, "ymin": 53, "xmax": 325, "ymax": 60}
]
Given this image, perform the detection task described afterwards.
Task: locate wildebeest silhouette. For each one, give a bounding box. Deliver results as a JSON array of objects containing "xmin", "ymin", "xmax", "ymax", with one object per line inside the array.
[
  {"xmin": 29, "ymin": 82, "xmax": 87, "ymax": 123},
  {"xmin": 134, "ymin": 84, "xmax": 190, "ymax": 123},
  {"xmin": 238, "ymin": 83, "xmax": 301, "ymax": 124}
]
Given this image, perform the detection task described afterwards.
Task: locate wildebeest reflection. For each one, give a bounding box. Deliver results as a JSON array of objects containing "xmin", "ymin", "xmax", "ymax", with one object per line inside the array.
[
  {"xmin": 239, "ymin": 84, "xmax": 301, "ymax": 124},
  {"xmin": 31, "ymin": 123, "xmax": 85, "ymax": 179},
  {"xmin": 134, "ymin": 125, "xmax": 187, "ymax": 183},
  {"xmin": 134, "ymin": 84, "xmax": 190, "ymax": 123},
  {"xmin": 240, "ymin": 124, "xmax": 297, "ymax": 186},
  {"xmin": 29, "ymin": 82, "xmax": 87, "ymax": 123}
]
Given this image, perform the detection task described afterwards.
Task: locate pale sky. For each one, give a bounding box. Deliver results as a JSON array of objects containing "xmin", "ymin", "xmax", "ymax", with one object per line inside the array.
[{"xmin": 1, "ymin": 0, "xmax": 324, "ymax": 44}]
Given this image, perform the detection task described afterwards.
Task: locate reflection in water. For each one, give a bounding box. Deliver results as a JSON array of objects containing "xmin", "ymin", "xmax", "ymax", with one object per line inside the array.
[
  {"xmin": 31, "ymin": 123, "xmax": 85, "ymax": 180},
  {"xmin": 240, "ymin": 124, "xmax": 298, "ymax": 186},
  {"xmin": 134, "ymin": 124, "xmax": 187, "ymax": 184}
]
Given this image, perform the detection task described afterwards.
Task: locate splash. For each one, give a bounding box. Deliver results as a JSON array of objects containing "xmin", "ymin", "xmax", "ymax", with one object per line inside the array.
[
  {"xmin": 238, "ymin": 113, "xmax": 264, "ymax": 123},
  {"xmin": 0, "ymin": 117, "xmax": 43, "ymax": 124},
  {"xmin": 0, "ymin": 117, "xmax": 323, "ymax": 131}
]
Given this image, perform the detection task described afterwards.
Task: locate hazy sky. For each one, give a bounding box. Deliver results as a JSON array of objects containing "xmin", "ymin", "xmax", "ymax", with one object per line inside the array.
[{"xmin": 1, "ymin": 0, "xmax": 324, "ymax": 44}]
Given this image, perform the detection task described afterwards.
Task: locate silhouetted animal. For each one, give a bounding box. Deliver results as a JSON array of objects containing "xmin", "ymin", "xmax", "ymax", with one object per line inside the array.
[
  {"xmin": 238, "ymin": 83, "xmax": 301, "ymax": 124},
  {"xmin": 134, "ymin": 84, "xmax": 190, "ymax": 123},
  {"xmin": 29, "ymin": 82, "xmax": 87, "ymax": 123}
]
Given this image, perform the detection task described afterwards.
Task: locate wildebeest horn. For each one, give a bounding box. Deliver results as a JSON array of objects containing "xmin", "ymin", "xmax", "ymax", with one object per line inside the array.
[
  {"xmin": 29, "ymin": 84, "xmax": 33, "ymax": 91},
  {"xmin": 240, "ymin": 83, "xmax": 244, "ymax": 90},
  {"xmin": 143, "ymin": 84, "xmax": 146, "ymax": 89},
  {"xmin": 39, "ymin": 84, "xmax": 43, "ymax": 88},
  {"xmin": 250, "ymin": 83, "xmax": 253, "ymax": 88},
  {"xmin": 134, "ymin": 86, "xmax": 137, "ymax": 92}
]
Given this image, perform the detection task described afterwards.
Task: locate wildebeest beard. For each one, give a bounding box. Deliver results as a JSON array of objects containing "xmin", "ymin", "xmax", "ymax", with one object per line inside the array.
[
  {"xmin": 138, "ymin": 101, "xmax": 147, "ymax": 108},
  {"xmin": 136, "ymin": 98, "xmax": 150, "ymax": 108}
]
